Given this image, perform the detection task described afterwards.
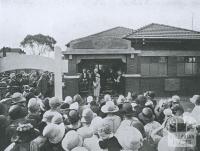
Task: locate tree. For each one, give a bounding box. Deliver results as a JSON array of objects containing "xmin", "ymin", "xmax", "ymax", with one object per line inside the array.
[{"xmin": 20, "ymin": 34, "xmax": 56, "ymax": 56}]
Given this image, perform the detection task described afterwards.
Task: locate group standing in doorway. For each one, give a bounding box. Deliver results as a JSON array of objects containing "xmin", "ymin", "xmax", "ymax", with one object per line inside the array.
[{"xmin": 79, "ymin": 66, "xmax": 125, "ymax": 100}]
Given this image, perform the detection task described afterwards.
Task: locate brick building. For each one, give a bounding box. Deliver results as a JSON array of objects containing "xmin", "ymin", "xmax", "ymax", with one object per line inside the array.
[{"xmin": 62, "ymin": 23, "xmax": 200, "ymax": 97}]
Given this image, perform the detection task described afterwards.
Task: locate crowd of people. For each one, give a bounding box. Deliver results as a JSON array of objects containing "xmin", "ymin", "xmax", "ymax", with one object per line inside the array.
[
  {"xmin": 0, "ymin": 72, "xmax": 200, "ymax": 151},
  {"xmin": 0, "ymin": 71, "xmax": 54, "ymax": 100}
]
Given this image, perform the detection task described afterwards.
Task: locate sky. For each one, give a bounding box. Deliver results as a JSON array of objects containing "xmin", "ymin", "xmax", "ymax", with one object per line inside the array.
[{"xmin": 0, "ymin": 0, "xmax": 200, "ymax": 51}]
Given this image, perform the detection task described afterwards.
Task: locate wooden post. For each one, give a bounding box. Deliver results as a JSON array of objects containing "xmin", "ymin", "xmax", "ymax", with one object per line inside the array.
[{"xmin": 54, "ymin": 46, "xmax": 63, "ymax": 100}]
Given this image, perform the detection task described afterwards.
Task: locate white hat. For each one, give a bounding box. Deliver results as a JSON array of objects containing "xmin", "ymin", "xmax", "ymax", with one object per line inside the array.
[
  {"xmin": 90, "ymin": 116, "xmax": 103, "ymax": 134},
  {"xmin": 86, "ymin": 96, "xmax": 93, "ymax": 104},
  {"xmin": 117, "ymin": 95, "xmax": 125, "ymax": 105},
  {"xmin": 101, "ymin": 101, "xmax": 119, "ymax": 113},
  {"xmin": 62, "ymin": 130, "xmax": 83, "ymax": 151},
  {"xmin": 28, "ymin": 98, "xmax": 40, "ymax": 112},
  {"xmin": 163, "ymin": 108, "xmax": 173, "ymax": 116},
  {"xmin": 70, "ymin": 102, "xmax": 79, "ymax": 111},
  {"xmin": 116, "ymin": 126, "xmax": 143, "ymax": 150},
  {"xmin": 43, "ymin": 123, "xmax": 65, "ymax": 144},
  {"xmin": 77, "ymin": 126, "xmax": 93, "ymax": 139},
  {"xmin": 64, "ymin": 96, "xmax": 73, "ymax": 105}
]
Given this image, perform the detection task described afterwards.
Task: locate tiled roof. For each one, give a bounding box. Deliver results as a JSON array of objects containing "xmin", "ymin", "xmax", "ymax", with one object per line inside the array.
[
  {"xmin": 67, "ymin": 26, "xmax": 134, "ymax": 45},
  {"xmin": 125, "ymin": 23, "xmax": 200, "ymax": 39}
]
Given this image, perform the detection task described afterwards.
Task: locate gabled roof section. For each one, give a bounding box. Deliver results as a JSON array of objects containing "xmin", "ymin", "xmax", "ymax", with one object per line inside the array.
[
  {"xmin": 67, "ymin": 26, "xmax": 134, "ymax": 46},
  {"xmin": 125, "ymin": 23, "xmax": 200, "ymax": 39},
  {"xmin": 89, "ymin": 26, "xmax": 134, "ymax": 38}
]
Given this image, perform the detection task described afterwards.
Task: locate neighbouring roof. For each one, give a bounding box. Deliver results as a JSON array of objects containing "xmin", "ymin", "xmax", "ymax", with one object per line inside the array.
[
  {"xmin": 125, "ymin": 23, "xmax": 200, "ymax": 39},
  {"xmin": 67, "ymin": 26, "xmax": 134, "ymax": 46},
  {"xmin": 0, "ymin": 47, "xmax": 25, "ymax": 54}
]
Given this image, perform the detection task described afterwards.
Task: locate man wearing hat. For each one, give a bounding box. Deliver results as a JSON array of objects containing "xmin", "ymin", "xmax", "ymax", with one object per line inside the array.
[
  {"xmin": 121, "ymin": 102, "xmax": 145, "ymax": 137},
  {"xmin": 139, "ymin": 107, "xmax": 161, "ymax": 150}
]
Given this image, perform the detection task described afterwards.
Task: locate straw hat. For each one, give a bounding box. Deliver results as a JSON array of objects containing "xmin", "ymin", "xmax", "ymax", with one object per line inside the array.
[
  {"xmin": 116, "ymin": 126, "xmax": 143, "ymax": 150},
  {"xmin": 43, "ymin": 123, "xmax": 65, "ymax": 144},
  {"xmin": 11, "ymin": 92, "xmax": 26, "ymax": 105},
  {"xmin": 101, "ymin": 101, "xmax": 119, "ymax": 113},
  {"xmin": 70, "ymin": 102, "xmax": 79, "ymax": 111},
  {"xmin": 62, "ymin": 130, "xmax": 83, "ymax": 151},
  {"xmin": 90, "ymin": 116, "xmax": 103, "ymax": 134},
  {"xmin": 77, "ymin": 126, "xmax": 93, "ymax": 139},
  {"xmin": 64, "ymin": 96, "xmax": 73, "ymax": 105}
]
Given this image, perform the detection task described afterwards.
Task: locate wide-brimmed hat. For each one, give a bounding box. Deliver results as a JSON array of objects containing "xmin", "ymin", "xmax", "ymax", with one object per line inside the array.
[
  {"xmin": 90, "ymin": 116, "xmax": 103, "ymax": 135},
  {"xmin": 81, "ymin": 108, "xmax": 94, "ymax": 124},
  {"xmin": 43, "ymin": 123, "xmax": 65, "ymax": 144},
  {"xmin": 77, "ymin": 126, "xmax": 93, "ymax": 139},
  {"xmin": 101, "ymin": 101, "xmax": 119, "ymax": 113},
  {"xmin": 190, "ymin": 95, "xmax": 200, "ymax": 105},
  {"xmin": 11, "ymin": 92, "xmax": 26, "ymax": 105},
  {"xmin": 116, "ymin": 126, "xmax": 143, "ymax": 151},
  {"xmin": 62, "ymin": 130, "xmax": 83, "ymax": 151},
  {"xmin": 138, "ymin": 107, "xmax": 155, "ymax": 124}
]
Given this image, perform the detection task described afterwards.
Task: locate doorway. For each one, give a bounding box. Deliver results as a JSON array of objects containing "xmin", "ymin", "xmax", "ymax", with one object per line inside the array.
[{"xmin": 78, "ymin": 59, "xmax": 126, "ymax": 95}]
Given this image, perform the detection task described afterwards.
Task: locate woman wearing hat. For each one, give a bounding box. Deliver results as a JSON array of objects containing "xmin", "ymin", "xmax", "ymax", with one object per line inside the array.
[
  {"xmin": 97, "ymin": 119, "xmax": 122, "ymax": 151},
  {"xmin": 101, "ymin": 101, "xmax": 121, "ymax": 134},
  {"xmin": 93, "ymin": 68, "xmax": 101, "ymax": 102},
  {"xmin": 42, "ymin": 123, "xmax": 65, "ymax": 151}
]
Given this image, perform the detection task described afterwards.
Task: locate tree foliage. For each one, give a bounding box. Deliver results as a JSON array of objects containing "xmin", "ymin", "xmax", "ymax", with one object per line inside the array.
[{"xmin": 20, "ymin": 34, "xmax": 56, "ymax": 56}]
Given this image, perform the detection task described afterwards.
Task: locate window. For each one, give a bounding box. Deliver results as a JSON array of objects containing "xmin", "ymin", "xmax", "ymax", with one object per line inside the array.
[
  {"xmin": 177, "ymin": 57, "xmax": 199, "ymax": 75},
  {"xmin": 141, "ymin": 57, "xmax": 167, "ymax": 76}
]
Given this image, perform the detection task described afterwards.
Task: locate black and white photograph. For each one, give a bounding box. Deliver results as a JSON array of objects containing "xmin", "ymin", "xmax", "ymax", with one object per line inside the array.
[{"xmin": 0, "ymin": 0, "xmax": 200, "ymax": 150}]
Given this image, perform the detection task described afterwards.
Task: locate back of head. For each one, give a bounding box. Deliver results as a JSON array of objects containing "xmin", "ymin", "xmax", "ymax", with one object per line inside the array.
[
  {"xmin": 73, "ymin": 94, "xmax": 84, "ymax": 105},
  {"xmin": 28, "ymin": 98, "xmax": 40, "ymax": 113},
  {"xmin": 9, "ymin": 105, "xmax": 25, "ymax": 120},
  {"xmin": 68, "ymin": 110, "xmax": 80, "ymax": 124},
  {"xmin": 49, "ymin": 97, "xmax": 61, "ymax": 109}
]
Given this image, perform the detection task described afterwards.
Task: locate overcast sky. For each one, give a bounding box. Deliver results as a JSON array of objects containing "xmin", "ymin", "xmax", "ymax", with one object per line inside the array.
[{"xmin": 0, "ymin": 0, "xmax": 200, "ymax": 50}]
